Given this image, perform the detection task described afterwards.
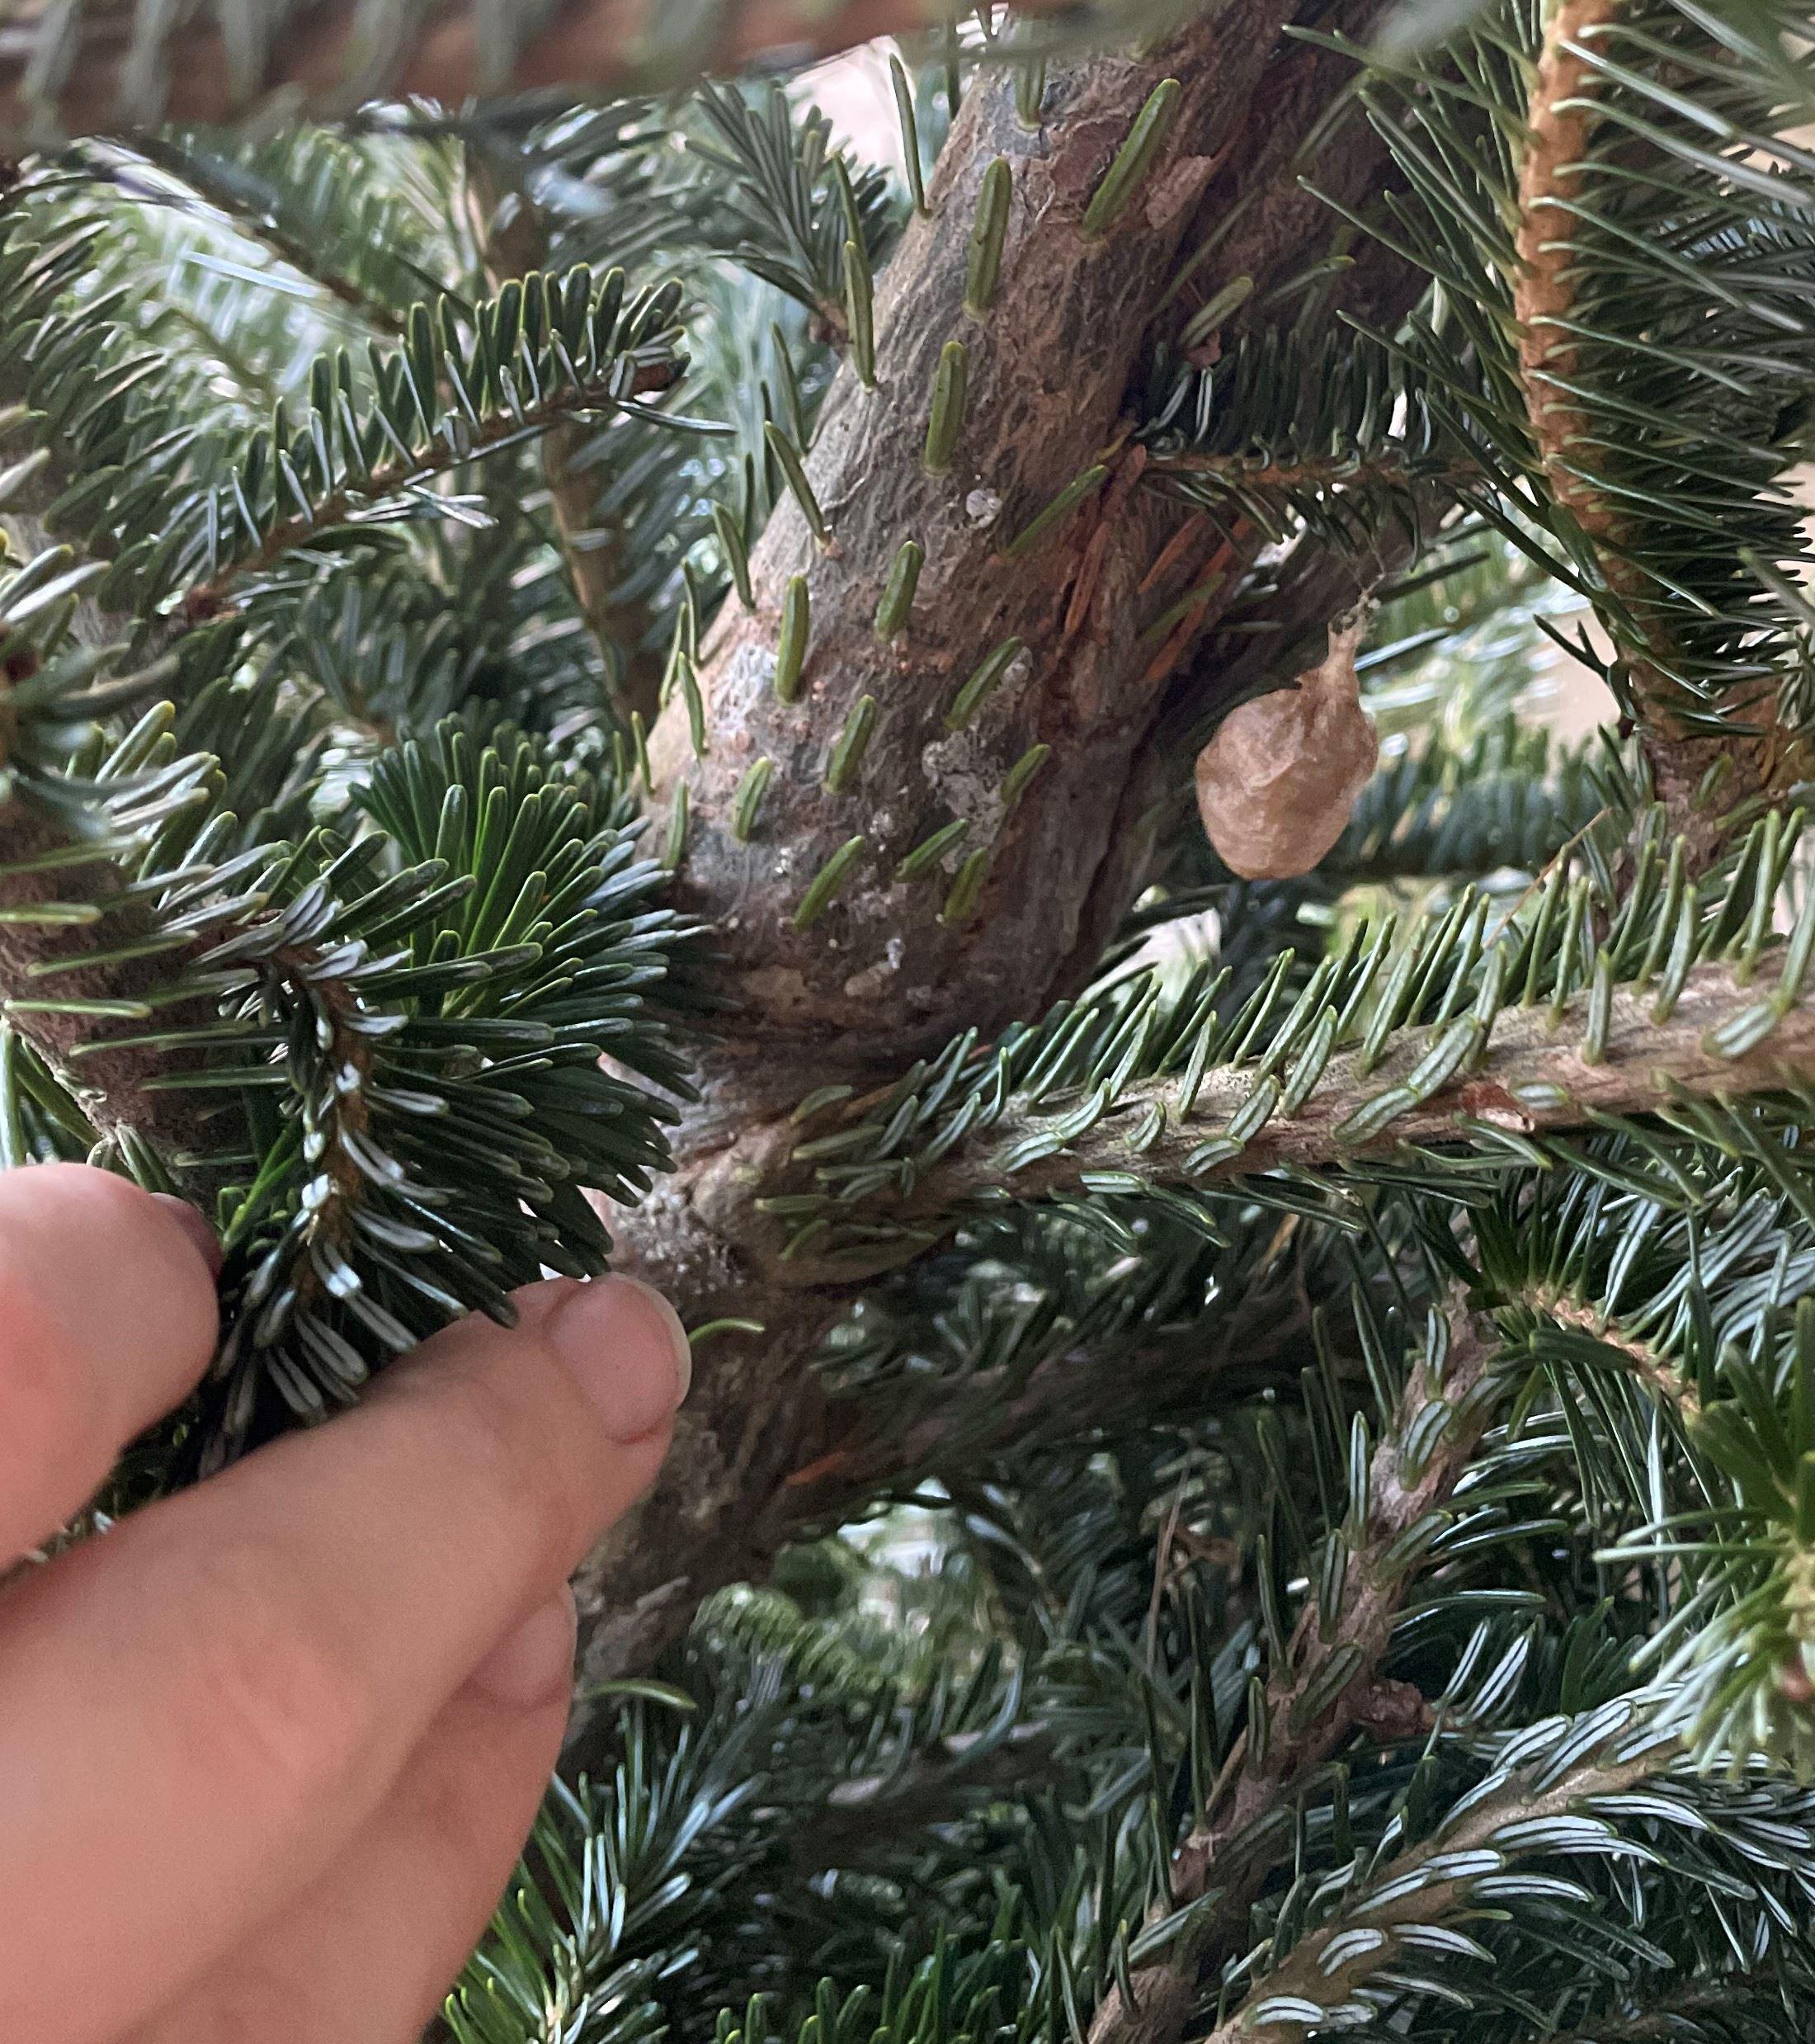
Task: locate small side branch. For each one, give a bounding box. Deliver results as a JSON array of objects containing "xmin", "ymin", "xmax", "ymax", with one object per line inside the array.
[
  {"xmin": 1088, "ymin": 1302, "xmax": 1500, "ymax": 2044},
  {"xmin": 466, "ymin": 149, "xmax": 662, "ymax": 721},
  {"xmin": 181, "ymin": 353, "xmax": 681, "ymax": 622},
  {"xmin": 1512, "ymin": 1285, "xmax": 1700, "ymax": 1423},
  {"xmin": 766, "ymin": 961, "xmax": 1815, "ymax": 1286},
  {"xmin": 1514, "ymin": 0, "xmax": 1628, "ymax": 579},
  {"xmin": 1200, "ymin": 1725, "xmax": 1676, "ymax": 2043},
  {"xmin": 0, "ymin": 0, "xmax": 1076, "ymax": 142},
  {"xmin": 126, "ymin": 135, "xmax": 410, "ymax": 337},
  {"xmin": 0, "ymin": 781, "xmax": 229, "ymax": 1177},
  {"xmin": 1539, "ymin": 1985, "xmax": 1763, "ymax": 2044},
  {"xmin": 1144, "ymin": 450, "xmax": 1468, "ymax": 495}
]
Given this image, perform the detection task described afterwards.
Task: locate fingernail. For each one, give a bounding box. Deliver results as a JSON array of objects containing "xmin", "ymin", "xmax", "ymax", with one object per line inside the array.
[
  {"xmin": 152, "ymin": 1194, "xmax": 223, "ymax": 1279},
  {"xmin": 468, "ymin": 1586, "xmax": 578, "ymax": 1708},
  {"xmin": 548, "ymin": 1274, "xmax": 691, "ymax": 1442}
]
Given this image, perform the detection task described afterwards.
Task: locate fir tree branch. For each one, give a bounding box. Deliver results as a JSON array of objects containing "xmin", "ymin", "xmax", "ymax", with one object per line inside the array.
[
  {"xmin": 1431, "ymin": 0, "xmax": 1815, "ymax": 857},
  {"xmin": 1514, "ymin": 0, "xmax": 1629, "ymax": 597},
  {"xmin": 0, "ymin": 0, "xmax": 1091, "ymax": 143},
  {"xmin": 0, "ymin": 749, "xmax": 432, "ymax": 1255},
  {"xmin": 1511, "ymin": 1285, "xmax": 1699, "ymax": 1422},
  {"xmin": 789, "ymin": 1720, "xmax": 1060, "ymax": 1869},
  {"xmin": 776, "ymin": 1206, "xmax": 1324, "ymax": 1531},
  {"xmin": 537, "ymin": 431, "xmax": 658, "ymax": 725},
  {"xmin": 0, "ymin": 725, "xmax": 371, "ymax": 1226},
  {"xmin": 0, "ymin": 782, "xmax": 229, "ymax": 1173},
  {"xmin": 2, "ymin": 644, "xmax": 693, "ymax": 1465},
  {"xmin": 0, "ymin": 175, "xmax": 690, "ymax": 667},
  {"xmin": 465, "ymin": 146, "xmax": 662, "ymax": 723},
  {"xmin": 1323, "ymin": 0, "xmax": 1815, "ymax": 880},
  {"xmin": 1088, "ymin": 1300, "xmax": 1502, "ymax": 2044},
  {"xmin": 1200, "ymin": 1718, "xmax": 1678, "ymax": 2044},
  {"xmin": 1541, "ymin": 1985, "xmax": 1761, "ymax": 2044},
  {"xmin": 577, "ymin": 799, "xmax": 1810, "ymax": 1721},
  {"xmin": 1145, "ymin": 451, "xmax": 1464, "ymax": 493},
  {"xmin": 581, "ymin": 897, "xmax": 1804, "ymax": 1701},
  {"xmin": 179, "ymin": 348, "xmax": 681, "ymax": 621},
  {"xmin": 125, "ymin": 134, "xmax": 415, "ymax": 338},
  {"xmin": 1510, "ymin": 0, "xmax": 1736, "ymax": 833},
  {"xmin": 0, "ymin": 352, "xmax": 249, "ymax": 1176},
  {"xmin": 767, "ymin": 959, "xmax": 1815, "ymax": 1284}
]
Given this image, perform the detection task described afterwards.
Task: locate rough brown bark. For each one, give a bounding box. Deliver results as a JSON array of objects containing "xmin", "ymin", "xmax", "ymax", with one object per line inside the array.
[
  {"xmin": 563, "ymin": 0, "xmax": 1422, "ymax": 1739},
  {"xmin": 645, "ymin": 11, "xmax": 1293, "ymax": 1103},
  {"xmin": 570, "ymin": 1142, "xmax": 849, "ymax": 1688}
]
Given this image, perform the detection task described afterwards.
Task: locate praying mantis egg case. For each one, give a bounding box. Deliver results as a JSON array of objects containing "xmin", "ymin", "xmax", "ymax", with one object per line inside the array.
[{"xmin": 1195, "ymin": 615, "xmax": 1378, "ymax": 881}]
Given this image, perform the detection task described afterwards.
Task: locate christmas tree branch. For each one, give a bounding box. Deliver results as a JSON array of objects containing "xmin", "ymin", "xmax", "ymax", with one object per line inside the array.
[
  {"xmin": 125, "ymin": 135, "xmax": 412, "ymax": 338},
  {"xmin": 1199, "ymin": 1718, "xmax": 1677, "ymax": 2044},
  {"xmin": 0, "ymin": 783, "xmax": 228, "ymax": 1171},
  {"xmin": 1144, "ymin": 451, "xmax": 1464, "ymax": 494},
  {"xmin": 1543, "ymin": 1985, "xmax": 1762, "ymax": 2044},
  {"xmin": 0, "ymin": 759, "xmax": 398, "ymax": 1272},
  {"xmin": 465, "ymin": 146, "xmax": 663, "ymax": 723},
  {"xmin": 0, "ymin": 378, "xmax": 244, "ymax": 1173},
  {"xmin": 1088, "ymin": 1300, "xmax": 1502, "ymax": 2044},
  {"xmin": 1514, "ymin": 0, "xmax": 1634, "ymax": 604},
  {"xmin": 776, "ymin": 1217, "xmax": 1321, "ymax": 1531},
  {"xmin": 1502, "ymin": 1286, "xmax": 1700, "ymax": 1423},
  {"xmin": 761, "ymin": 958, "xmax": 1815, "ymax": 1284},
  {"xmin": 789, "ymin": 1719, "xmax": 1060, "ymax": 1870},
  {"xmin": 569, "ymin": 945, "xmax": 1815, "ymax": 1716},
  {"xmin": 179, "ymin": 349, "xmax": 682, "ymax": 622},
  {"xmin": 0, "ymin": 0, "xmax": 1057, "ymax": 141},
  {"xmin": 568, "ymin": 877, "xmax": 1810, "ymax": 1711},
  {"xmin": 638, "ymin": 0, "xmax": 1417, "ymax": 1116}
]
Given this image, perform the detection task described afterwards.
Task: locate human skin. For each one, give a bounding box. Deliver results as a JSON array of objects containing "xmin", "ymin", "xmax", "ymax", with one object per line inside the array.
[{"xmin": 0, "ymin": 1162, "xmax": 691, "ymax": 2042}]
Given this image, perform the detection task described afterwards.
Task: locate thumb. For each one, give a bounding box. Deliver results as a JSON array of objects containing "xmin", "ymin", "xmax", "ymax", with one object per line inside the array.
[{"xmin": 0, "ymin": 1164, "xmax": 219, "ymax": 1565}]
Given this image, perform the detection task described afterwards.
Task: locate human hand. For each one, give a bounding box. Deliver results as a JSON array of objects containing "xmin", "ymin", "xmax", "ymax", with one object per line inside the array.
[{"xmin": 0, "ymin": 1163, "xmax": 691, "ymax": 2043}]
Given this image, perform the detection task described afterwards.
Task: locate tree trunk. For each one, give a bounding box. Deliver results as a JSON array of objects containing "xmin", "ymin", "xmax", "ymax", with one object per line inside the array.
[{"xmin": 567, "ymin": 0, "xmax": 1411, "ymax": 1744}]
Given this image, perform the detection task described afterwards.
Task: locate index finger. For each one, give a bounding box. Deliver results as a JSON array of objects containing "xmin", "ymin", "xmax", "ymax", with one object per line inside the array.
[{"xmin": 0, "ymin": 1164, "xmax": 219, "ymax": 1565}]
